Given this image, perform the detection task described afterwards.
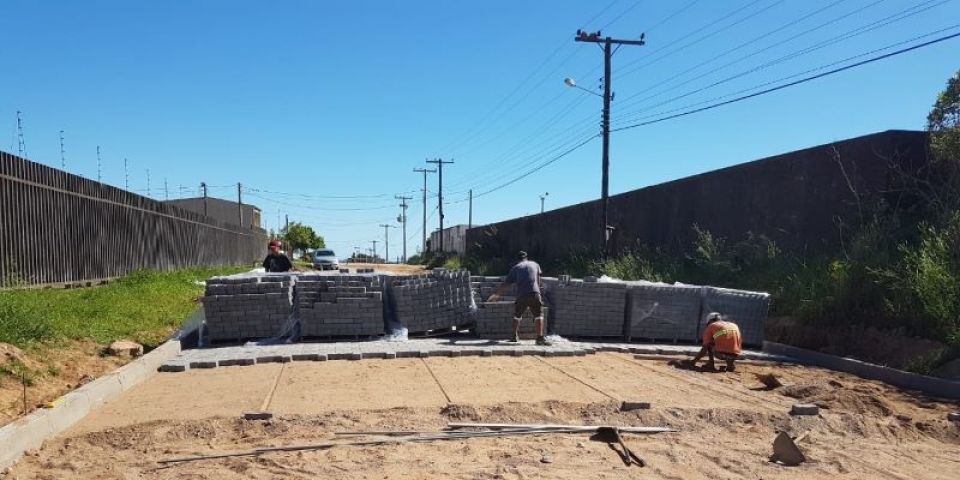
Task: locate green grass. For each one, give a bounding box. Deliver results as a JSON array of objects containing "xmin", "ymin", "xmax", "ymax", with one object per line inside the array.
[{"xmin": 0, "ymin": 266, "xmax": 248, "ymax": 349}]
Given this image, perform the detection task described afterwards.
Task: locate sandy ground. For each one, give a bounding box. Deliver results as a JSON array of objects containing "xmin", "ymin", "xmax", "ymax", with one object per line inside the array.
[
  {"xmin": 0, "ymin": 340, "xmax": 129, "ymax": 427},
  {"xmin": 341, "ymin": 262, "xmax": 426, "ymax": 275},
  {"xmin": 7, "ymin": 354, "xmax": 960, "ymax": 479}
]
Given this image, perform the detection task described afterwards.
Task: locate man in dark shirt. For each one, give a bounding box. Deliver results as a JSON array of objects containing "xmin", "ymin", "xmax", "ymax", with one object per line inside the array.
[
  {"xmin": 262, "ymin": 240, "xmax": 293, "ymax": 272},
  {"xmin": 488, "ymin": 251, "xmax": 552, "ymax": 346}
]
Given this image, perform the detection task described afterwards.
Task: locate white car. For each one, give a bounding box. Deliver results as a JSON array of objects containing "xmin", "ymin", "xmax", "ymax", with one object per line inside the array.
[{"xmin": 312, "ymin": 249, "xmax": 340, "ymax": 270}]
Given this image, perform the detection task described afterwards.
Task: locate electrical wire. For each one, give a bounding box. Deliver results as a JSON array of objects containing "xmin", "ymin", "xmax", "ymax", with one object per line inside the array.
[
  {"xmin": 613, "ymin": 0, "xmax": 952, "ymax": 123},
  {"xmin": 614, "ymin": 23, "xmax": 960, "ymax": 127},
  {"xmin": 610, "ymin": 29, "xmax": 960, "ymax": 132},
  {"xmin": 613, "ymin": 0, "xmax": 852, "ymax": 108}
]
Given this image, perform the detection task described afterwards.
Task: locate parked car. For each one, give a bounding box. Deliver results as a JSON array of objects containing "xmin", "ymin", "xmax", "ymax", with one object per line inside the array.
[{"xmin": 312, "ymin": 249, "xmax": 340, "ymax": 270}]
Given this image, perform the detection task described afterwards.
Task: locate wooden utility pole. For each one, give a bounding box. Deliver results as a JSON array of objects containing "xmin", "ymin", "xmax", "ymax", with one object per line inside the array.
[
  {"xmin": 574, "ymin": 29, "xmax": 645, "ymax": 258},
  {"xmin": 413, "ymin": 167, "xmax": 436, "ymax": 253},
  {"xmin": 426, "ymin": 158, "xmax": 453, "ymax": 253},
  {"xmin": 396, "ymin": 195, "xmax": 412, "ymax": 262},
  {"xmin": 237, "ymin": 183, "xmax": 243, "ymax": 228},
  {"xmin": 200, "ymin": 182, "xmax": 208, "ymax": 216},
  {"xmin": 379, "ymin": 224, "xmax": 396, "ymax": 264},
  {"xmin": 468, "ymin": 189, "xmax": 473, "ymax": 229}
]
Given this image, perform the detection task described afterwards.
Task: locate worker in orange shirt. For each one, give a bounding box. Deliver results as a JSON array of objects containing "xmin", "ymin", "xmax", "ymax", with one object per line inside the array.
[{"xmin": 686, "ymin": 312, "xmax": 742, "ymax": 372}]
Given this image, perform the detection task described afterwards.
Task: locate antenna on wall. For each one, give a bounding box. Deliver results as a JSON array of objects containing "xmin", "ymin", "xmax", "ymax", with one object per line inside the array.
[
  {"xmin": 59, "ymin": 131, "xmax": 66, "ymax": 169},
  {"xmin": 96, "ymin": 146, "xmax": 102, "ymax": 182},
  {"xmin": 16, "ymin": 111, "xmax": 26, "ymax": 158}
]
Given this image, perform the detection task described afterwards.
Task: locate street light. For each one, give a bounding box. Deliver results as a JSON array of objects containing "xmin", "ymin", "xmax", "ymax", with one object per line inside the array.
[
  {"xmin": 563, "ymin": 77, "xmax": 602, "ymax": 97},
  {"xmin": 540, "ymin": 192, "xmax": 549, "ymax": 214}
]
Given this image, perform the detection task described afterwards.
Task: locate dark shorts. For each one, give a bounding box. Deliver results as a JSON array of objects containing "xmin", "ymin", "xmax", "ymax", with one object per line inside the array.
[
  {"xmin": 513, "ymin": 293, "xmax": 543, "ymax": 319},
  {"xmin": 714, "ymin": 351, "xmax": 739, "ymax": 361}
]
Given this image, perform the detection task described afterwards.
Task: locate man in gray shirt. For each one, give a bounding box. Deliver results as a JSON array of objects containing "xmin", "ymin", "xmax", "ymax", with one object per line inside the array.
[{"xmin": 488, "ymin": 251, "xmax": 552, "ymax": 345}]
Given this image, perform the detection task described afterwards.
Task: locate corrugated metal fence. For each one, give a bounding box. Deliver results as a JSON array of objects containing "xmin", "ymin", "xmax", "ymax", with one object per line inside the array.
[{"xmin": 0, "ymin": 151, "xmax": 266, "ymax": 288}]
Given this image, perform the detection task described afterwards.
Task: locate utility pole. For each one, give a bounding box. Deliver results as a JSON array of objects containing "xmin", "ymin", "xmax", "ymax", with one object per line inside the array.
[
  {"xmin": 59, "ymin": 130, "xmax": 65, "ymax": 169},
  {"xmin": 146, "ymin": 168, "xmax": 151, "ymax": 197},
  {"xmin": 426, "ymin": 158, "xmax": 453, "ymax": 254},
  {"xmin": 468, "ymin": 189, "xmax": 473, "ymax": 229},
  {"xmin": 237, "ymin": 183, "xmax": 244, "ymax": 227},
  {"xmin": 96, "ymin": 146, "xmax": 102, "ymax": 183},
  {"xmin": 285, "ymin": 214, "xmax": 289, "ymax": 233},
  {"xmin": 413, "ymin": 167, "xmax": 436, "ymax": 254},
  {"xmin": 15, "ymin": 111, "xmax": 26, "ymax": 158},
  {"xmin": 371, "ymin": 240, "xmax": 378, "ymax": 262},
  {"xmin": 396, "ymin": 195, "xmax": 412, "ymax": 262},
  {"xmin": 540, "ymin": 192, "xmax": 549, "ymax": 214},
  {"xmin": 379, "ymin": 224, "xmax": 396, "ymax": 264},
  {"xmin": 574, "ymin": 29, "xmax": 645, "ymax": 258},
  {"xmin": 124, "ymin": 159, "xmax": 129, "ymax": 190},
  {"xmin": 200, "ymin": 182, "xmax": 208, "ymax": 216},
  {"xmin": 164, "ymin": 178, "xmax": 169, "ymax": 200}
]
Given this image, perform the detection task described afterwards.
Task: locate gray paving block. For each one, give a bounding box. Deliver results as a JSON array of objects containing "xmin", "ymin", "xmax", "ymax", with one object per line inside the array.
[
  {"xmin": 159, "ymin": 363, "xmax": 187, "ymax": 373},
  {"xmin": 791, "ymin": 403, "xmax": 819, "ymax": 416},
  {"xmin": 256, "ymin": 355, "xmax": 291, "ymax": 364},
  {"xmin": 190, "ymin": 361, "xmax": 217, "ymax": 369},
  {"xmin": 292, "ymin": 353, "xmax": 320, "ymax": 361},
  {"xmin": 218, "ymin": 358, "xmax": 255, "ymax": 367}
]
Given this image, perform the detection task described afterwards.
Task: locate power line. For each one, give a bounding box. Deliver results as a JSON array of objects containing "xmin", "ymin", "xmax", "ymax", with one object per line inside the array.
[
  {"xmin": 614, "ymin": 0, "xmax": 773, "ymax": 75},
  {"xmin": 613, "ymin": 0, "xmax": 852, "ymax": 108},
  {"xmin": 610, "ymin": 29, "xmax": 960, "ymax": 132},
  {"xmin": 433, "ymin": 1, "xmax": 621, "ymax": 158},
  {"xmin": 244, "ymin": 191, "xmax": 397, "ymax": 211},
  {"xmin": 615, "ymin": 23, "xmax": 960, "ymax": 127},
  {"xmin": 473, "ymin": 134, "xmax": 599, "ymax": 199},
  {"xmin": 613, "ymin": 0, "xmax": 951, "ymax": 123},
  {"xmin": 245, "ymin": 186, "xmax": 415, "ymax": 200}
]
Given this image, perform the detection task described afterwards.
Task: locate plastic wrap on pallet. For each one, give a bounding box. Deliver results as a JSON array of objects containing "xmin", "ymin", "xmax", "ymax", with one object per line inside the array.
[
  {"xmin": 699, "ymin": 286, "xmax": 769, "ymax": 347},
  {"xmin": 387, "ymin": 269, "xmax": 473, "ymax": 333},
  {"xmin": 625, "ymin": 282, "xmax": 701, "ymax": 342}
]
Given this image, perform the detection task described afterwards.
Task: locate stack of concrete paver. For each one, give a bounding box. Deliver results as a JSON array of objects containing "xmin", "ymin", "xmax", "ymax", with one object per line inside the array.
[
  {"xmin": 549, "ymin": 278, "xmax": 627, "ymax": 338},
  {"xmin": 387, "ymin": 269, "xmax": 472, "ymax": 333},
  {"xmin": 699, "ymin": 286, "xmax": 770, "ymax": 347},
  {"xmin": 625, "ymin": 282, "xmax": 702, "ymax": 343},
  {"xmin": 295, "ymin": 274, "xmax": 384, "ymax": 337},
  {"xmin": 202, "ymin": 273, "xmax": 295, "ymax": 341},
  {"xmin": 470, "ymin": 276, "xmax": 549, "ymax": 338}
]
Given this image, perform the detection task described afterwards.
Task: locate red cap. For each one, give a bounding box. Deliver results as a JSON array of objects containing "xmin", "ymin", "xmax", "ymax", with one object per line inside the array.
[{"xmin": 268, "ymin": 240, "xmax": 282, "ymax": 248}]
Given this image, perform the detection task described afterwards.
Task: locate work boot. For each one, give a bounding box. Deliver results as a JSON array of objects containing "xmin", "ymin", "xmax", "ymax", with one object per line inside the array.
[
  {"xmin": 536, "ymin": 336, "xmax": 553, "ymax": 346},
  {"xmin": 509, "ymin": 332, "xmax": 520, "ymax": 343}
]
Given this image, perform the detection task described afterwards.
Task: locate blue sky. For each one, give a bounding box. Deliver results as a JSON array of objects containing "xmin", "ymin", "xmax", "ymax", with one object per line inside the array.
[{"xmin": 2, "ymin": 0, "xmax": 959, "ymax": 260}]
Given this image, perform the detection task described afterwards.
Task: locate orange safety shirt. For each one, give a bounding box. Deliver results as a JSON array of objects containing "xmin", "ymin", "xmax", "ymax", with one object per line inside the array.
[{"xmin": 702, "ymin": 320, "xmax": 742, "ymax": 355}]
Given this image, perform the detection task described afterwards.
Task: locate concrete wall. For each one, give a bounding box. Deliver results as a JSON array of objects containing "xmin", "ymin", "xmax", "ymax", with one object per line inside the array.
[
  {"xmin": 165, "ymin": 197, "xmax": 263, "ymax": 230},
  {"xmin": 466, "ymin": 130, "xmax": 928, "ymax": 262}
]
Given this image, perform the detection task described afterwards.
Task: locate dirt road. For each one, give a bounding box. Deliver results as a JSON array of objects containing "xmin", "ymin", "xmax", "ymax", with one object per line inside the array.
[{"xmin": 9, "ymin": 354, "xmax": 960, "ymax": 479}]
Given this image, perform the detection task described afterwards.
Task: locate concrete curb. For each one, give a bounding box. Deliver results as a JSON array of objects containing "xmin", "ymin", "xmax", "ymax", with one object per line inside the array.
[
  {"xmin": 762, "ymin": 341, "xmax": 960, "ymax": 400},
  {"xmin": 0, "ymin": 339, "xmax": 182, "ymax": 470}
]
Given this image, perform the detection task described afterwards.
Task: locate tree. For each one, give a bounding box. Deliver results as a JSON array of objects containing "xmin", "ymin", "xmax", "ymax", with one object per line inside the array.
[
  {"xmin": 281, "ymin": 222, "xmax": 325, "ymax": 256},
  {"xmin": 928, "ymin": 70, "xmax": 960, "ymax": 163}
]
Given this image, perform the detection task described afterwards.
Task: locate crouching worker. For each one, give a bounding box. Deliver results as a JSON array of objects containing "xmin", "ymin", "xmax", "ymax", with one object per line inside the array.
[
  {"xmin": 687, "ymin": 312, "xmax": 742, "ymax": 372},
  {"xmin": 487, "ymin": 251, "xmax": 552, "ymax": 346}
]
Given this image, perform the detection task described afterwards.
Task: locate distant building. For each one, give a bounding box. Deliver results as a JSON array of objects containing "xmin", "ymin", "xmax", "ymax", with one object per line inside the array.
[
  {"xmin": 165, "ymin": 197, "xmax": 262, "ymax": 230},
  {"xmin": 428, "ymin": 224, "xmax": 468, "ymax": 255}
]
